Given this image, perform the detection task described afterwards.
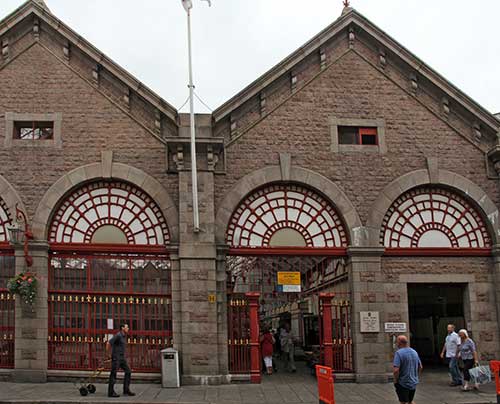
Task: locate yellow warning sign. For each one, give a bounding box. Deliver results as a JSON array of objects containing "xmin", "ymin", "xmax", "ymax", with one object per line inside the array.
[{"xmin": 277, "ymin": 272, "xmax": 301, "ymax": 285}]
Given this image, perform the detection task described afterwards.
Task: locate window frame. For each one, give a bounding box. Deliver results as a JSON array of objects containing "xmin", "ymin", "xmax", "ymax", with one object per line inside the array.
[
  {"xmin": 4, "ymin": 112, "xmax": 62, "ymax": 148},
  {"xmin": 330, "ymin": 118, "xmax": 386, "ymax": 153}
]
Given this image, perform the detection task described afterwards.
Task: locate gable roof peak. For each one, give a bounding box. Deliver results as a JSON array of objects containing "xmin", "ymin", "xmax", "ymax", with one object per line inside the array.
[
  {"xmin": 30, "ymin": 0, "xmax": 51, "ymax": 12},
  {"xmin": 341, "ymin": 6, "xmax": 353, "ymax": 16}
]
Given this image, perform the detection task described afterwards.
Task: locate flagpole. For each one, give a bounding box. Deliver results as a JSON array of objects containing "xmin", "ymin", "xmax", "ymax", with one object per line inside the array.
[{"xmin": 186, "ymin": 7, "xmax": 200, "ymax": 232}]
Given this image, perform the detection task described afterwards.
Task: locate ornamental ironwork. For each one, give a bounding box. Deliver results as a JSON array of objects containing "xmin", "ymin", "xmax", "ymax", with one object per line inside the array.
[
  {"xmin": 48, "ymin": 181, "xmax": 169, "ymax": 245},
  {"xmin": 381, "ymin": 186, "xmax": 491, "ymax": 248},
  {"xmin": 226, "ymin": 184, "xmax": 348, "ymax": 248},
  {"xmin": 0, "ymin": 198, "xmax": 11, "ymax": 243}
]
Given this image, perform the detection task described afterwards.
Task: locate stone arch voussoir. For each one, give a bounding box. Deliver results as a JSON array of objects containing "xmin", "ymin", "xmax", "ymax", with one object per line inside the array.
[
  {"xmin": 32, "ymin": 163, "xmax": 179, "ymax": 243},
  {"xmin": 215, "ymin": 166, "xmax": 363, "ymax": 246},
  {"xmin": 366, "ymin": 169, "xmax": 500, "ymax": 246},
  {"xmin": 0, "ymin": 174, "xmax": 26, "ymax": 226}
]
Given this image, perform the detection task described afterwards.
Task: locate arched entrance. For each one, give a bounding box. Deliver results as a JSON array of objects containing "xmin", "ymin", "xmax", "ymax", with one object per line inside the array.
[
  {"xmin": 225, "ymin": 183, "xmax": 354, "ymax": 381},
  {"xmin": 47, "ymin": 180, "xmax": 173, "ymax": 372},
  {"xmin": 380, "ymin": 185, "xmax": 493, "ymax": 365}
]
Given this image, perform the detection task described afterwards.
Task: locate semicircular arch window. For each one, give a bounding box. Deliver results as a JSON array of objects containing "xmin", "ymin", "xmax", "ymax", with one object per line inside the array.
[
  {"xmin": 226, "ymin": 184, "xmax": 348, "ymax": 248},
  {"xmin": 49, "ymin": 181, "xmax": 169, "ymax": 245},
  {"xmin": 0, "ymin": 198, "xmax": 11, "ymax": 242},
  {"xmin": 381, "ymin": 186, "xmax": 491, "ymax": 248}
]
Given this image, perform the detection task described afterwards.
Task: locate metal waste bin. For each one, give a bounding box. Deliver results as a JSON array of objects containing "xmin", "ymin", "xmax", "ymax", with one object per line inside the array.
[{"xmin": 161, "ymin": 348, "xmax": 180, "ymax": 388}]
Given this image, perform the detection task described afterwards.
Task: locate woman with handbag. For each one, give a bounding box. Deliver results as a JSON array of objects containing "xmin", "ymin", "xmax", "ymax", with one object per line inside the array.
[{"xmin": 457, "ymin": 329, "xmax": 479, "ymax": 391}]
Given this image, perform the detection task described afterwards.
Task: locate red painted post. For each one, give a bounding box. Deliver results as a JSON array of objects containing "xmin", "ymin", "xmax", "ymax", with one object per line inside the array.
[
  {"xmin": 320, "ymin": 293, "xmax": 335, "ymax": 369},
  {"xmin": 490, "ymin": 361, "xmax": 500, "ymax": 404},
  {"xmin": 246, "ymin": 292, "xmax": 261, "ymax": 383}
]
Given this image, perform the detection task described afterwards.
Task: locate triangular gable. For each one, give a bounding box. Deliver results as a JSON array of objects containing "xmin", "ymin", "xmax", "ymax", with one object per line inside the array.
[
  {"xmin": 213, "ymin": 7, "xmax": 499, "ymax": 133},
  {"xmin": 0, "ymin": 0, "xmax": 177, "ymax": 123}
]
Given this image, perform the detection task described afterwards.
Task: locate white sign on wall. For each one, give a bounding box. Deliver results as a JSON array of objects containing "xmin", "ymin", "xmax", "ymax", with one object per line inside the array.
[
  {"xmin": 384, "ymin": 322, "xmax": 407, "ymax": 333},
  {"xmin": 360, "ymin": 311, "xmax": 380, "ymax": 333}
]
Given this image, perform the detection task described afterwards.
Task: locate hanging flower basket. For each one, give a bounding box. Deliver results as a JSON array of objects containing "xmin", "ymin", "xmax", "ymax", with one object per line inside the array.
[{"xmin": 6, "ymin": 272, "xmax": 38, "ymax": 306}]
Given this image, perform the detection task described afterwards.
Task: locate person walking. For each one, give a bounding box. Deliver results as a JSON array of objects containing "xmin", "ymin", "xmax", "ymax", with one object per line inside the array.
[
  {"xmin": 393, "ymin": 335, "xmax": 423, "ymax": 404},
  {"xmin": 260, "ymin": 327, "xmax": 275, "ymax": 375},
  {"xmin": 280, "ymin": 323, "xmax": 297, "ymax": 372},
  {"xmin": 106, "ymin": 323, "xmax": 135, "ymax": 398},
  {"xmin": 440, "ymin": 324, "xmax": 462, "ymax": 386},
  {"xmin": 457, "ymin": 329, "xmax": 479, "ymax": 391}
]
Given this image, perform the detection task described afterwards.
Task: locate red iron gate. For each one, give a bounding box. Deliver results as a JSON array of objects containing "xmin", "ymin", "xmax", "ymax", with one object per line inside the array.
[
  {"xmin": 227, "ymin": 292, "xmax": 260, "ymax": 383},
  {"xmin": 319, "ymin": 293, "xmax": 353, "ymax": 373},
  {"xmin": 227, "ymin": 293, "xmax": 250, "ymax": 374},
  {"xmin": 48, "ymin": 253, "xmax": 172, "ymax": 372},
  {"xmin": 0, "ymin": 252, "xmax": 14, "ymax": 369}
]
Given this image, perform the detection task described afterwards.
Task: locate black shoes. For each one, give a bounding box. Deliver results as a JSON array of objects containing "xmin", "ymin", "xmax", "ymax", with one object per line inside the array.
[
  {"xmin": 108, "ymin": 392, "xmax": 120, "ymax": 398},
  {"xmin": 123, "ymin": 391, "xmax": 136, "ymax": 396}
]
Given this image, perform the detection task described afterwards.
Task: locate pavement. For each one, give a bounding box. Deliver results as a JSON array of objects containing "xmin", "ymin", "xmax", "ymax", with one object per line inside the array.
[{"xmin": 0, "ymin": 367, "xmax": 497, "ymax": 404}]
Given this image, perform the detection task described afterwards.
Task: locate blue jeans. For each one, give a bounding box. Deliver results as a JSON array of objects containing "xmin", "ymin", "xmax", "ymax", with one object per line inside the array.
[{"xmin": 448, "ymin": 357, "xmax": 462, "ymax": 384}]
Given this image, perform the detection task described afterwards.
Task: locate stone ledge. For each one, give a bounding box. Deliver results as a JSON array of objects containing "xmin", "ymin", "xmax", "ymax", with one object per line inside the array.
[
  {"xmin": 181, "ymin": 374, "xmax": 230, "ymax": 386},
  {"xmin": 11, "ymin": 369, "xmax": 47, "ymax": 383}
]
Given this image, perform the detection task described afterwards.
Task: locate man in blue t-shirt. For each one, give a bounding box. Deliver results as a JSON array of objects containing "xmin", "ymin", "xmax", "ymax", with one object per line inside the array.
[{"xmin": 393, "ymin": 335, "xmax": 423, "ymax": 404}]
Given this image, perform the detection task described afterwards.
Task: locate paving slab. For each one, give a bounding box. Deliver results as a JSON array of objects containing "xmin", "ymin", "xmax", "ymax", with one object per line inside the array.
[{"xmin": 0, "ymin": 370, "xmax": 497, "ymax": 404}]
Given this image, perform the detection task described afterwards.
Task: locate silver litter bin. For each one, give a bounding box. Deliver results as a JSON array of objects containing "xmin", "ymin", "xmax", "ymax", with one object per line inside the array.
[{"xmin": 161, "ymin": 348, "xmax": 180, "ymax": 388}]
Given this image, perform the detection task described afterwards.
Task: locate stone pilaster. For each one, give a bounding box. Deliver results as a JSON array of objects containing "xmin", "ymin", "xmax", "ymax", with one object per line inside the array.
[
  {"xmin": 168, "ymin": 247, "xmax": 182, "ymax": 355},
  {"xmin": 12, "ymin": 241, "xmax": 49, "ymax": 383},
  {"xmin": 348, "ymin": 247, "xmax": 390, "ymax": 383},
  {"xmin": 216, "ymin": 246, "xmax": 229, "ymax": 375},
  {"xmin": 178, "ymin": 170, "xmax": 228, "ymax": 385}
]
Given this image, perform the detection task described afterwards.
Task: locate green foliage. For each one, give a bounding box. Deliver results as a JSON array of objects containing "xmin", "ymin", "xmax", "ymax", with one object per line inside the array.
[{"xmin": 6, "ymin": 272, "xmax": 38, "ymax": 305}]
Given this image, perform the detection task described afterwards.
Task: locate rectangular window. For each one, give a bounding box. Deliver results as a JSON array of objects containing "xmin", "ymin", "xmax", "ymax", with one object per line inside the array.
[
  {"xmin": 5, "ymin": 112, "xmax": 62, "ymax": 148},
  {"xmin": 338, "ymin": 126, "xmax": 378, "ymax": 145},
  {"xmin": 13, "ymin": 121, "xmax": 54, "ymax": 140}
]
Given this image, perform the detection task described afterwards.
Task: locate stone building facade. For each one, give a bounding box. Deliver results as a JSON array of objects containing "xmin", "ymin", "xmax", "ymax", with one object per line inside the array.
[{"xmin": 0, "ymin": 0, "xmax": 499, "ymax": 384}]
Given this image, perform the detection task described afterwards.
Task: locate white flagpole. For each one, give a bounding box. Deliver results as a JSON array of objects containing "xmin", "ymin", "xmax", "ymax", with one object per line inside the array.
[{"xmin": 186, "ymin": 5, "xmax": 200, "ymax": 232}]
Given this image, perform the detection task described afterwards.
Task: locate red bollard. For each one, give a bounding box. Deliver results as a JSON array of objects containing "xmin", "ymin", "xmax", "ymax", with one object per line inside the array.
[
  {"xmin": 316, "ymin": 365, "xmax": 335, "ymax": 404},
  {"xmin": 490, "ymin": 361, "xmax": 500, "ymax": 404}
]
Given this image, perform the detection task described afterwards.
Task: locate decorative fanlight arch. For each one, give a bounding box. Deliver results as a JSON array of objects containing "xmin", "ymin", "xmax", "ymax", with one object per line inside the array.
[
  {"xmin": 0, "ymin": 198, "xmax": 11, "ymax": 243},
  {"xmin": 49, "ymin": 181, "xmax": 170, "ymax": 245},
  {"xmin": 226, "ymin": 184, "xmax": 348, "ymax": 248},
  {"xmin": 381, "ymin": 186, "xmax": 491, "ymax": 248}
]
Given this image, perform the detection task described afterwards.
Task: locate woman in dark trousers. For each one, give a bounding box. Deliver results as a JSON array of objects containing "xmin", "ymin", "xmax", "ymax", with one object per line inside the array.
[{"xmin": 457, "ymin": 329, "xmax": 479, "ymax": 391}]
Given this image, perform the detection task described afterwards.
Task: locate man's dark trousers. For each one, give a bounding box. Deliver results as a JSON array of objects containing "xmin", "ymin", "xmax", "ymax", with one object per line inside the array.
[{"xmin": 108, "ymin": 357, "xmax": 131, "ymax": 395}]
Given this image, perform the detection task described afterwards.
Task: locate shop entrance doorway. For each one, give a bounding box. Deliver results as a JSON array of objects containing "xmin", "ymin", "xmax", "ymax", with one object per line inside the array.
[{"xmin": 408, "ymin": 283, "xmax": 466, "ymax": 366}]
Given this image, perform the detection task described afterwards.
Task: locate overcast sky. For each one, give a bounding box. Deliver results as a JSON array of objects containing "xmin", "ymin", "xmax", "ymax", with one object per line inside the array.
[{"xmin": 1, "ymin": 0, "xmax": 499, "ymax": 114}]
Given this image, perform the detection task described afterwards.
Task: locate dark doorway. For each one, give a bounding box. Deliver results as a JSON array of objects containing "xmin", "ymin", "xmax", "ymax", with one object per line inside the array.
[{"xmin": 408, "ymin": 283, "xmax": 466, "ymax": 366}]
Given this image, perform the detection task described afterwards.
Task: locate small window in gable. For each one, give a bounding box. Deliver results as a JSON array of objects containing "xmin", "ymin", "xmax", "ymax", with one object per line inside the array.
[
  {"xmin": 338, "ymin": 126, "xmax": 378, "ymax": 145},
  {"xmin": 4, "ymin": 112, "xmax": 62, "ymax": 148},
  {"xmin": 14, "ymin": 121, "xmax": 54, "ymax": 140},
  {"xmin": 331, "ymin": 118, "xmax": 386, "ymax": 153}
]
